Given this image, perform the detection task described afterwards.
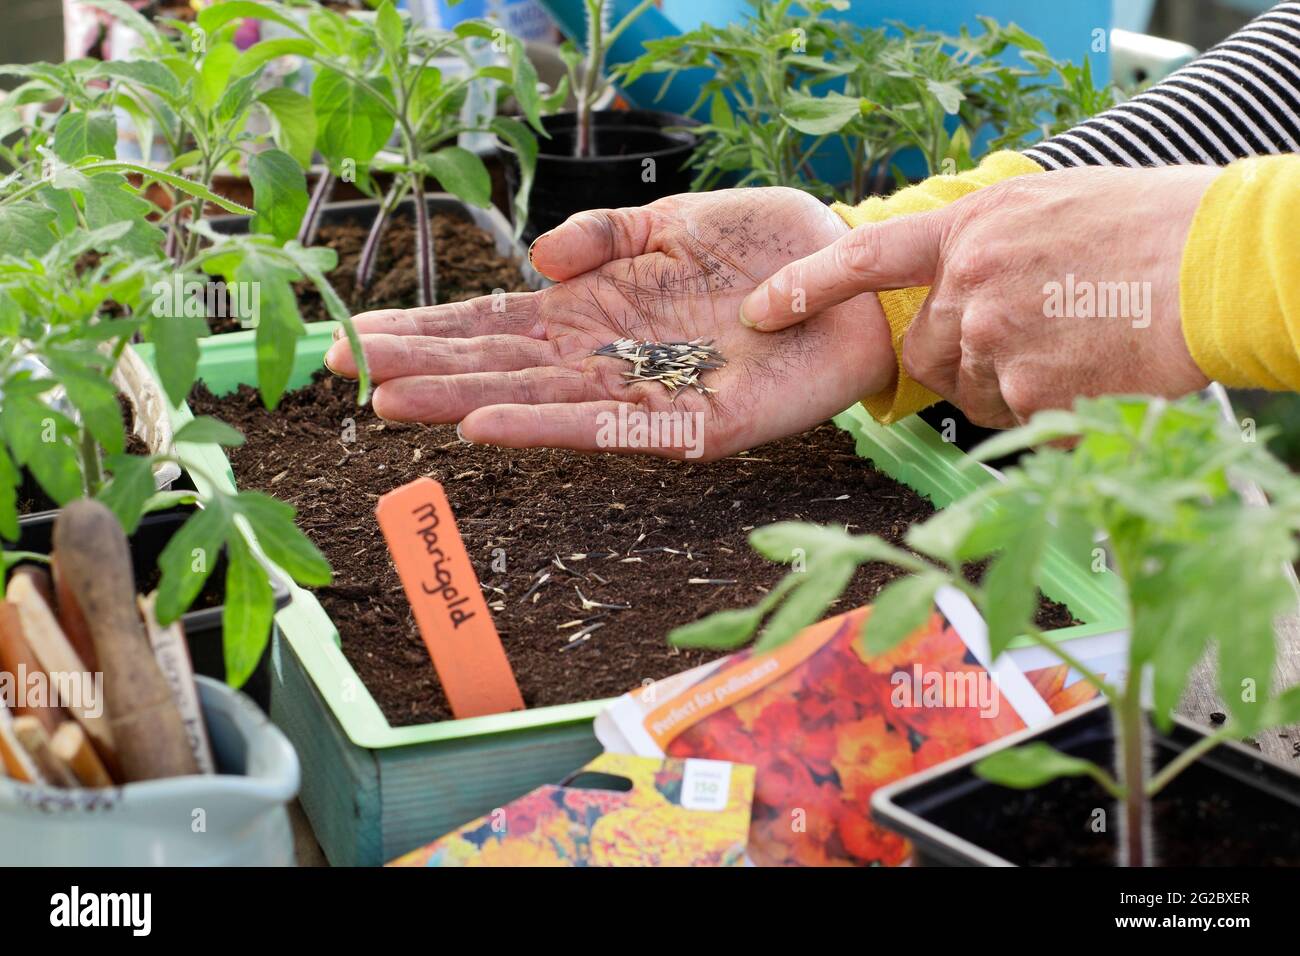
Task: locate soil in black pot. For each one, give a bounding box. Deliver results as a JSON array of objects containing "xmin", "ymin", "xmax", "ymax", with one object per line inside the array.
[
  {"xmin": 209, "ymin": 213, "xmax": 530, "ymax": 332},
  {"xmin": 17, "ymin": 396, "xmax": 149, "ymax": 516},
  {"xmin": 925, "ymin": 732, "xmax": 1300, "ymax": 866},
  {"xmin": 191, "ymin": 372, "xmax": 1077, "ymax": 727},
  {"xmin": 297, "ymin": 213, "xmax": 531, "ymax": 324}
]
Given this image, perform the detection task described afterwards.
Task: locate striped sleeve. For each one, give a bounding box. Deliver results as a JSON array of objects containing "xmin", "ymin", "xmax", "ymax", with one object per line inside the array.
[{"xmin": 1025, "ymin": 1, "xmax": 1300, "ymax": 170}]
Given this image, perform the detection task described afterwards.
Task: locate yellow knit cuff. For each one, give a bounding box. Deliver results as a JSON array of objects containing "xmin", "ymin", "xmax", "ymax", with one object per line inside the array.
[
  {"xmin": 1180, "ymin": 156, "xmax": 1300, "ymax": 391},
  {"xmin": 832, "ymin": 151, "xmax": 1045, "ymax": 424}
]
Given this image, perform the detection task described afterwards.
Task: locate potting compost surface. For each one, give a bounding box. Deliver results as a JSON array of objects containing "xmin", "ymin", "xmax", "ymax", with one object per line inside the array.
[{"xmin": 194, "ymin": 373, "xmax": 1077, "ymax": 726}]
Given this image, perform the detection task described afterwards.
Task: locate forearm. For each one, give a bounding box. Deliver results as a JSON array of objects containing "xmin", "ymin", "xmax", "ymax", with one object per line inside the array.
[{"xmin": 1181, "ymin": 155, "xmax": 1300, "ymax": 392}]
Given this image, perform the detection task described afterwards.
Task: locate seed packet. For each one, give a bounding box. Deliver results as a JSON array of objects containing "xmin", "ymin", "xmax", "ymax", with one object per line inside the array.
[
  {"xmin": 597, "ymin": 588, "xmax": 1121, "ymax": 867},
  {"xmin": 387, "ymin": 752, "xmax": 754, "ymax": 867}
]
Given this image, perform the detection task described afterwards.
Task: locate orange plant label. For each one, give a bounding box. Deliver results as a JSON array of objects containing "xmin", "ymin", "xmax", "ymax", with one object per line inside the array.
[{"xmin": 376, "ymin": 477, "xmax": 523, "ymax": 719}]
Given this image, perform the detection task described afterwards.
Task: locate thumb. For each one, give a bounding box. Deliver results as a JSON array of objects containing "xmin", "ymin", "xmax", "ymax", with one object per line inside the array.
[
  {"xmin": 527, "ymin": 206, "xmax": 655, "ymax": 281},
  {"xmin": 739, "ymin": 210, "xmax": 946, "ymax": 332}
]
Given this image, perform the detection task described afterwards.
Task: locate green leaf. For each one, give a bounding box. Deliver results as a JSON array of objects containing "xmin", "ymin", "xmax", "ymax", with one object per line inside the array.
[
  {"xmin": 87, "ymin": 161, "xmax": 254, "ymax": 215},
  {"xmin": 197, "ymin": 42, "xmax": 240, "ymax": 114},
  {"xmin": 862, "ymin": 572, "xmax": 942, "ymax": 655},
  {"xmin": 87, "ymin": 60, "xmax": 182, "ymax": 101},
  {"xmin": 44, "ymin": 355, "xmax": 124, "ymax": 454},
  {"xmin": 232, "ymin": 38, "xmax": 314, "ymax": 80},
  {"xmin": 53, "ymin": 112, "xmax": 116, "ymax": 163},
  {"xmin": 709, "ymin": 91, "xmax": 734, "ymax": 129},
  {"xmin": 968, "ymin": 410, "xmax": 1081, "ymax": 463},
  {"xmin": 748, "ymin": 521, "xmax": 853, "ymax": 562},
  {"xmin": 216, "ymin": 69, "xmax": 265, "ymax": 125},
  {"xmin": 755, "ymin": 551, "xmax": 858, "ymax": 652},
  {"xmin": 0, "ymin": 202, "xmax": 56, "ymax": 258},
  {"xmin": 312, "ymin": 68, "xmax": 395, "ymax": 175},
  {"xmin": 926, "ymin": 79, "xmax": 965, "ymax": 115},
  {"xmin": 974, "ymin": 742, "xmax": 1105, "ymax": 789},
  {"xmin": 982, "ymin": 519, "xmax": 1047, "ymax": 657},
  {"xmin": 507, "ymin": 35, "xmax": 544, "ymax": 133},
  {"xmin": 669, "ymin": 607, "xmax": 762, "ymax": 649},
  {"xmin": 80, "ymin": 173, "xmax": 165, "ymax": 258},
  {"xmin": 277, "ymin": 242, "xmax": 368, "ymax": 403},
  {"xmin": 222, "ymin": 531, "xmax": 275, "ymax": 689},
  {"xmin": 257, "ymin": 88, "xmax": 317, "ymax": 168},
  {"xmin": 422, "ymin": 146, "xmax": 491, "ymax": 209},
  {"xmin": 1259, "ymin": 684, "xmax": 1300, "ymax": 729},
  {"xmin": 249, "ymin": 148, "xmax": 308, "ymax": 244},
  {"xmin": 196, "ymin": 0, "xmax": 308, "ymax": 37},
  {"xmin": 490, "ymin": 116, "xmax": 536, "ymax": 240},
  {"xmin": 97, "ymin": 453, "xmax": 157, "ymax": 535},
  {"xmin": 156, "ymin": 500, "xmax": 230, "ymax": 624},
  {"xmin": 245, "ymin": 256, "xmax": 303, "ymax": 407},
  {"xmin": 1, "ymin": 396, "xmax": 82, "ymax": 506},
  {"xmin": 781, "ymin": 91, "xmax": 868, "ymax": 136},
  {"xmin": 232, "ymin": 491, "xmax": 330, "ymax": 585},
  {"xmin": 0, "ymin": 445, "xmax": 19, "ymax": 541},
  {"xmin": 146, "ymin": 314, "xmax": 208, "ymax": 408},
  {"xmin": 174, "ymin": 416, "xmax": 246, "ymax": 448},
  {"xmin": 375, "ymin": 1, "xmax": 404, "ymax": 62}
]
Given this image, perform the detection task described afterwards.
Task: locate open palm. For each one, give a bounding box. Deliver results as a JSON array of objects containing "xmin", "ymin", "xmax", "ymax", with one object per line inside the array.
[{"xmin": 326, "ymin": 187, "xmax": 895, "ymax": 460}]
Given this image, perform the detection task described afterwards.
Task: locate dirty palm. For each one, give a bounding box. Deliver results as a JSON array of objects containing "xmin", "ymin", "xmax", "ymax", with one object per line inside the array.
[{"xmin": 327, "ymin": 189, "xmax": 896, "ymax": 459}]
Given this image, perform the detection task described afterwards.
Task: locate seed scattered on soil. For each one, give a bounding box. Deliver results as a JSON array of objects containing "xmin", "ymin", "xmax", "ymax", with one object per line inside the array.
[{"xmin": 593, "ymin": 338, "xmax": 727, "ymax": 397}]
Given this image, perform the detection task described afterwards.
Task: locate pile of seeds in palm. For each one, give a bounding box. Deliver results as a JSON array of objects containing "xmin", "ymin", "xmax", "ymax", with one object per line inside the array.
[{"xmin": 591, "ymin": 338, "xmax": 727, "ymax": 398}]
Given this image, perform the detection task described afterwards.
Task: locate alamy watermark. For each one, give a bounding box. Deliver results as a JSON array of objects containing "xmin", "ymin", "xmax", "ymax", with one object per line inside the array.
[
  {"xmin": 1, "ymin": 666, "xmax": 103, "ymax": 718},
  {"xmin": 595, "ymin": 405, "xmax": 706, "ymax": 459},
  {"xmin": 1042, "ymin": 273, "xmax": 1151, "ymax": 329},
  {"xmin": 151, "ymin": 274, "xmax": 261, "ymax": 327},
  {"xmin": 890, "ymin": 664, "xmax": 999, "ymax": 719}
]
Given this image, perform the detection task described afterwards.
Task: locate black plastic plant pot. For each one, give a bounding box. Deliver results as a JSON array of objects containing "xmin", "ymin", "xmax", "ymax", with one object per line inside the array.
[
  {"xmin": 498, "ymin": 109, "xmax": 699, "ymax": 246},
  {"xmin": 871, "ymin": 698, "xmax": 1300, "ymax": 866},
  {"xmin": 10, "ymin": 508, "xmax": 290, "ymax": 711}
]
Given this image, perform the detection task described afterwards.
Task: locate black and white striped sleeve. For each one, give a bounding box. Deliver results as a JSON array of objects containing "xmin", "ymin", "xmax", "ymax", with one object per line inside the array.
[{"xmin": 1023, "ymin": 0, "xmax": 1300, "ymax": 169}]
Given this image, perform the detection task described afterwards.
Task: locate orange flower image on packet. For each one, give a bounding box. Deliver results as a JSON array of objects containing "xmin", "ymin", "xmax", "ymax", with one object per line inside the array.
[{"xmin": 598, "ymin": 592, "xmax": 1114, "ymax": 867}]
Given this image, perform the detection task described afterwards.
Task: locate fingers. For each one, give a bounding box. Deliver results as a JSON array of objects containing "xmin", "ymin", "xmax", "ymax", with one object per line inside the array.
[
  {"xmin": 528, "ymin": 206, "xmax": 656, "ymax": 281},
  {"xmin": 340, "ymin": 293, "xmax": 544, "ymax": 340},
  {"xmin": 371, "ymin": 367, "xmax": 597, "ymax": 423},
  {"xmin": 900, "ymin": 299, "xmax": 961, "ymax": 401},
  {"xmin": 324, "ymin": 333, "xmax": 560, "ymax": 382},
  {"xmin": 739, "ymin": 211, "xmax": 946, "ymax": 332},
  {"xmin": 460, "ymin": 402, "xmax": 709, "ymax": 460},
  {"xmin": 902, "ymin": 304, "xmax": 1016, "ymax": 429},
  {"xmin": 953, "ymin": 352, "xmax": 1016, "ymax": 430}
]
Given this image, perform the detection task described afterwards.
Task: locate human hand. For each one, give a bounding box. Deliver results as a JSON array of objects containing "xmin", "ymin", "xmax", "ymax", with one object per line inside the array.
[
  {"xmin": 325, "ymin": 187, "xmax": 895, "ymax": 460},
  {"xmin": 739, "ymin": 165, "xmax": 1219, "ymax": 427}
]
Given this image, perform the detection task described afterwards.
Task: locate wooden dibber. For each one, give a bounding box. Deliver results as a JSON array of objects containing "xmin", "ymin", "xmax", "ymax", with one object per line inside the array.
[
  {"xmin": 0, "ymin": 700, "xmax": 40, "ymax": 783},
  {"xmin": 13, "ymin": 716, "xmax": 77, "ymax": 787},
  {"xmin": 6, "ymin": 574, "xmax": 114, "ymax": 765},
  {"xmin": 52, "ymin": 500, "xmax": 198, "ymax": 782},
  {"xmin": 50, "ymin": 722, "xmax": 113, "ymax": 788},
  {"xmin": 51, "ymin": 560, "xmax": 98, "ymax": 671},
  {"xmin": 0, "ymin": 600, "xmax": 64, "ymax": 735}
]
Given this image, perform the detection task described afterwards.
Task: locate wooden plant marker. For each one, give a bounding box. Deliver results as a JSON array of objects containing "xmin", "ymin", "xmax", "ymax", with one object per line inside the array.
[{"xmin": 376, "ymin": 477, "xmax": 524, "ymax": 719}]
